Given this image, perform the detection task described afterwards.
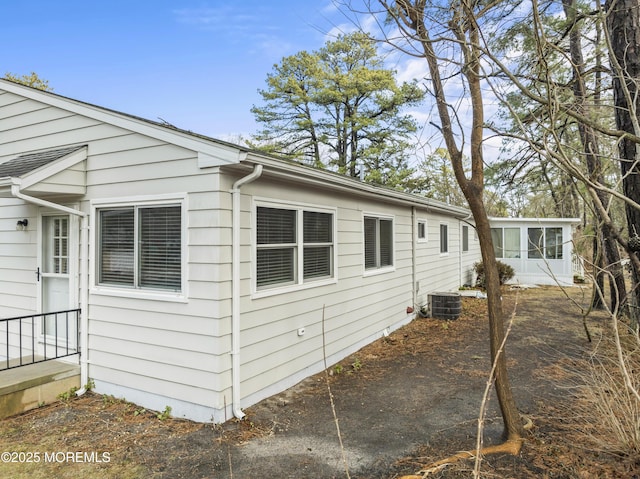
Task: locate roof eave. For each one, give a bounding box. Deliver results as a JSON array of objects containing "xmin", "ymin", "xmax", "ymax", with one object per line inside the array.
[
  {"xmin": 489, "ymin": 216, "xmax": 582, "ymax": 224},
  {"xmin": 230, "ymin": 155, "xmax": 472, "ymax": 219}
]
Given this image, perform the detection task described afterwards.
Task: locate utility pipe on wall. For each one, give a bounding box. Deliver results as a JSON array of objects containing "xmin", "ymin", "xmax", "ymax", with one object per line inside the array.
[
  {"xmin": 230, "ymin": 164, "xmax": 263, "ymax": 420},
  {"xmin": 11, "ymin": 184, "xmax": 90, "ymax": 394}
]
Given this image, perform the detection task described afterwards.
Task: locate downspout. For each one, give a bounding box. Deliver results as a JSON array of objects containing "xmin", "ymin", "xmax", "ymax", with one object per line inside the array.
[
  {"xmin": 411, "ymin": 206, "xmax": 417, "ymax": 308},
  {"xmin": 11, "ymin": 184, "xmax": 90, "ymax": 395},
  {"xmin": 230, "ymin": 164, "xmax": 263, "ymax": 420}
]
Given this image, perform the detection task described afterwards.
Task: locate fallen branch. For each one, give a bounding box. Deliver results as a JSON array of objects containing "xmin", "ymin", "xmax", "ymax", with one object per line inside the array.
[
  {"xmin": 321, "ymin": 304, "xmax": 351, "ymax": 479},
  {"xmin": 398, "ymin": 438, "xmax": 525, "ymax": 478}
]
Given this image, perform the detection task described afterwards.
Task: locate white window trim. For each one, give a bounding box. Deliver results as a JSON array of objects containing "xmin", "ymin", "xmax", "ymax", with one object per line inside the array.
[
  {"xmin": 439, "ymin": 222, "xmax": 449, "ymax": 256},
  {"xmin": 90, "ymin": 193, "xmax": 188, "ymax": 303},
  {"xmin": 252, "ymin": 198, "xmax": 338, "ymax": 299},
  {"xmin": 417, "ymin": 218, "xmax": 428, "ymax": 243},
  {"xmin": 362, "ymin": 212, "xmax": 396, "ymax": 277}
]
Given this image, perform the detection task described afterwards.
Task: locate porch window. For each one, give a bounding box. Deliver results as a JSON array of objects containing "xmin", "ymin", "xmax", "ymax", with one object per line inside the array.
[
  {"xmin": 545, "ymin": 227, "xmax": 563, "ymax": 259},
  {"xmin": 527, "ymin": 227, "xmax": 563, "ymax": 259},
  {"xmin": 491, "ymin": 227, "xmax": 520, "ymax": 258},
  {"xmin": 256, "ymin": 205, "xmax": 334, "ymax": 290},
  {"xmin": 98, "ymin": 205, "xmax": 182, "ymax": 291},
  {"xmin": 364, "ymin": 216, "xmax": 393, "ymax": 270}
]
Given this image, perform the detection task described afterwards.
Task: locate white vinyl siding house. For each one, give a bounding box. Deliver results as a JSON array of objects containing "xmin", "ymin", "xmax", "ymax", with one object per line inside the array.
[{"xmin": 0, "ymin": 79, "xmax": 482, "ymax": 422}]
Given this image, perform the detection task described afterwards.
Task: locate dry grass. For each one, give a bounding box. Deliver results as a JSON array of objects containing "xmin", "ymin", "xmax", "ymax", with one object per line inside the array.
[{"xmin": 574, "ymin": 335, "xmax": 640, "ymax": 456}]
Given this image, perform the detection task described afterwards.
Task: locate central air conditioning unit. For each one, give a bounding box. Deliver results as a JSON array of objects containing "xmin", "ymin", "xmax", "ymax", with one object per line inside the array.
[{"xmin": 428, "ymin": 292, "xmax": 462, "ymax": 320}]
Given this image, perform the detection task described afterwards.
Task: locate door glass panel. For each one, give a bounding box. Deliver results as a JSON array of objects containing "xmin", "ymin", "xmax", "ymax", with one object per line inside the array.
[
  {"xmin": 42, "ymin": 216, "xmax": 71, "ymax": 342},
  {"xmin": 43, "ymin": 216, "xmax": 69, "ymax": 274}
]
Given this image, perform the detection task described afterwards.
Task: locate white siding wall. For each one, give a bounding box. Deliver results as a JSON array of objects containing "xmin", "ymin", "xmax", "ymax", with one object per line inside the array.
[
  {"xmin": 460, "ymin": 221, "xmax": 481, "ymax": 287},
  {"xmin": 220, "ymin": 175, "xmax": 478, "ymax": 411},
  {"xmin": 0, "ymin": 200, "xmax": 38, "ymax": 318},
  {"xmin": 0, "ymin": 89, "xmax": 228, "ymax": 420},
  {"xmin": 413, "ymin": 212, "xmax": 480, "ymax": 309}
]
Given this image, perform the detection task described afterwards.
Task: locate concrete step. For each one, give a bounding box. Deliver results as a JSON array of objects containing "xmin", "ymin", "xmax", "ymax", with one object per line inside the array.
[{"xmin": 0, "ymin": 360, "xmax": 80, "ymax": 419}]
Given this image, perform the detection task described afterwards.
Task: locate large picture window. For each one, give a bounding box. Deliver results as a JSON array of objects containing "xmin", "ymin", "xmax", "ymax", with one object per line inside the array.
[
  {"xmin": 364, "ymin": 216, "xmax": 393, "ymax": 270},
  {"xmin": 98, "ymin": 204, "xmax": 182, "ymax": 291},
  {"xmin": 256, "ymin": 204, "xmax": 334, "ymax": 290}
]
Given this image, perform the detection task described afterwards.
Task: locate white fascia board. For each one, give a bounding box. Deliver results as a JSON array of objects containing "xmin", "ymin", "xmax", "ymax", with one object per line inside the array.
[
  {"xmin": 489, "ymin": 217, "xmax": 582, "ymax": 224},
  {"xmin": 0, "ymin": 177, "xmax": 14, "ymax": 197},
  {"xmin": 241, "ymin": 155, "xmax": 472, "ymax": 219},
  {"xmin": 20, "ymin": 145, "xmax": 88, "ymax": 189},
  {"xmin": 0, "ymin": 80, "xmax": 245, "ymax": 167}
]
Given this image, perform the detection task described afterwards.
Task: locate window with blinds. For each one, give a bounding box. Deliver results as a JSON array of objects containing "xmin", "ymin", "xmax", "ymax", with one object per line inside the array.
[
  {"xmin": 303, "ymin": 211, "xmax": 333, "ymax": 279},
  {"xmin": 256, "ymin": 205, "xmax": 334, "ymax": 290},
  {"xmin": 257, "ymin": 207, "xmax": 296, "ymax": 288},
  {"xmin": 98, "ymin": 204, "xmax": 182, "ymax": 291},
  {"xmin": 364, "ymin": 216, "xmax": 393, "ymax": 270}
]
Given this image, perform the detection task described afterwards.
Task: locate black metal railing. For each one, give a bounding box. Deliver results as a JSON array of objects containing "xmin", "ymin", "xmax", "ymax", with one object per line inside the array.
[{"xmin": 0, "ymin": 309, "xmax": 80, "ymax": 371}]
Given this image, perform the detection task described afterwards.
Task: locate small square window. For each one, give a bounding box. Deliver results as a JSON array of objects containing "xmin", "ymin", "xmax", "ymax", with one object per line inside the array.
[{"xmin": 417, "ymin": 220, "xmax": 427, "ymax": 242}]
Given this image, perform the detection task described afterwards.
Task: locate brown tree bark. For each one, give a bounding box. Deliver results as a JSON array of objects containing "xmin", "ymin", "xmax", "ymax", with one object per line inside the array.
[
  {"xmin": 606, "ymin": 0, "xmax": 640, "ymax": 321},
  {"xmin": 563, "ymin": 0, "xmax": 627, "ymax": 313},
  {"xmin": 389, "ymin": 0, "xmax": 525, "ymax": 443}
]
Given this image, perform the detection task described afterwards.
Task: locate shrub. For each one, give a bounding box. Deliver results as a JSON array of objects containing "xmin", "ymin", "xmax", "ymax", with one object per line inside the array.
[{"xmin": 474, "ymin": 260, "xmax": 515, "ymax": 288}]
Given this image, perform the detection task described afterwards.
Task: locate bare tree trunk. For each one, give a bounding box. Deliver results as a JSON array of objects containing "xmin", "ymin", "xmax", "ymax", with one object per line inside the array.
[
  {"xmin": 592, "ymin": 234, "xmax": 606, "ymax": 310},
  {"xmin": 563, "ymin": 0, "xmax": 627, "ymax": 313},
  {"xmin": 390, "ymin": 0, "xmax": 525, "ymax": 443},
  {"xmin": 606, "ymin": 0, "xmax": 640, "ymax": 321}
]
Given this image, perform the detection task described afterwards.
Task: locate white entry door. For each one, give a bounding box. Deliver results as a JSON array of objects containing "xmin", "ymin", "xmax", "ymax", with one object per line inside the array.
[{"xmin": 41, "ymin": 215, "xmax": 72, "ymax": 344}]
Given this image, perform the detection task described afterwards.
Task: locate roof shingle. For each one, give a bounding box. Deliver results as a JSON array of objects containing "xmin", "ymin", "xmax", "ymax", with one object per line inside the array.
[{"xmin": 0, "ymin": 145, "xmax": 86, "ymax": 178}]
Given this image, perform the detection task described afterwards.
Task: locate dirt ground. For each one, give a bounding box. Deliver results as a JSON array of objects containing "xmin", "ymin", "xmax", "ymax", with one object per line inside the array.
[{"xmin": 0, "ymin": 285, "xmax": 638, "ymax": 479}]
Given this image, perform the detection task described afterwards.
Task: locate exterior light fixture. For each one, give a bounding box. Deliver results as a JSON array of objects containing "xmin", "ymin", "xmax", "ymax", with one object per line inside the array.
[{"xmin": 16, "ymin": 219, "xmax": 28, "ymax": 231}]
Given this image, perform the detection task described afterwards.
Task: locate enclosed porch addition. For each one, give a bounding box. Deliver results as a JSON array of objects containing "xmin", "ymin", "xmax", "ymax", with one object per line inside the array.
[{"xmin": 489, "ymin": 217, "xmax": 582, "ymax": 286}]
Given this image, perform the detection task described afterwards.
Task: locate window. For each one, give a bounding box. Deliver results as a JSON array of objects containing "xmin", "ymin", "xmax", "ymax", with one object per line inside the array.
[
  {"xmin": 440, "ymin": 223, "xmax": 448, "ymax": 253},
  {"xmin": 491, "ymin": 227, "xmax": 521, "ymax": 258},
  {"xmin": 256, "ymin": 204, "xmax": 334, "ymax": 290},
  {"xmin": 462, "ymin": 225, "xmax": 469, "ymax": 252},
  {"xmin": 417, "ymin": 219, "xmax": 427, "ymax": 242},
  {"xmin": 43, "ymin": 216, "xmax": 69, "ymax": 274},
  {"xmin": 527, "ymin": 227, "xmax": 563, "ymax": 259},
  {"xmin": 527, "ymin": 228, "xmax": 544, "ymax": 259},
  {"xmin": 364, "ymin": 216, "xmax": 393, "ymax": 270},
  {"xmin": 98, "ymin": 204, "xmax": 182, "ymax": 291},
  {"xmin": 545, "ymin": 227, "xmax": 563, "ymax": 259},
  {"xmin": 256, "ymin": 207, "xmax": 296, "ymax": 287}
]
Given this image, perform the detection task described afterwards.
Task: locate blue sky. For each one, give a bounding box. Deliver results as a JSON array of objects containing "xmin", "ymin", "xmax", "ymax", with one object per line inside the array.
[
  {"xmin": 1, "ymin": 1, "xmax": 353, "ymax": 140},
  {"xmin": 0, "ymin": 1, "xmax": 506, "ymax": 164}
]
